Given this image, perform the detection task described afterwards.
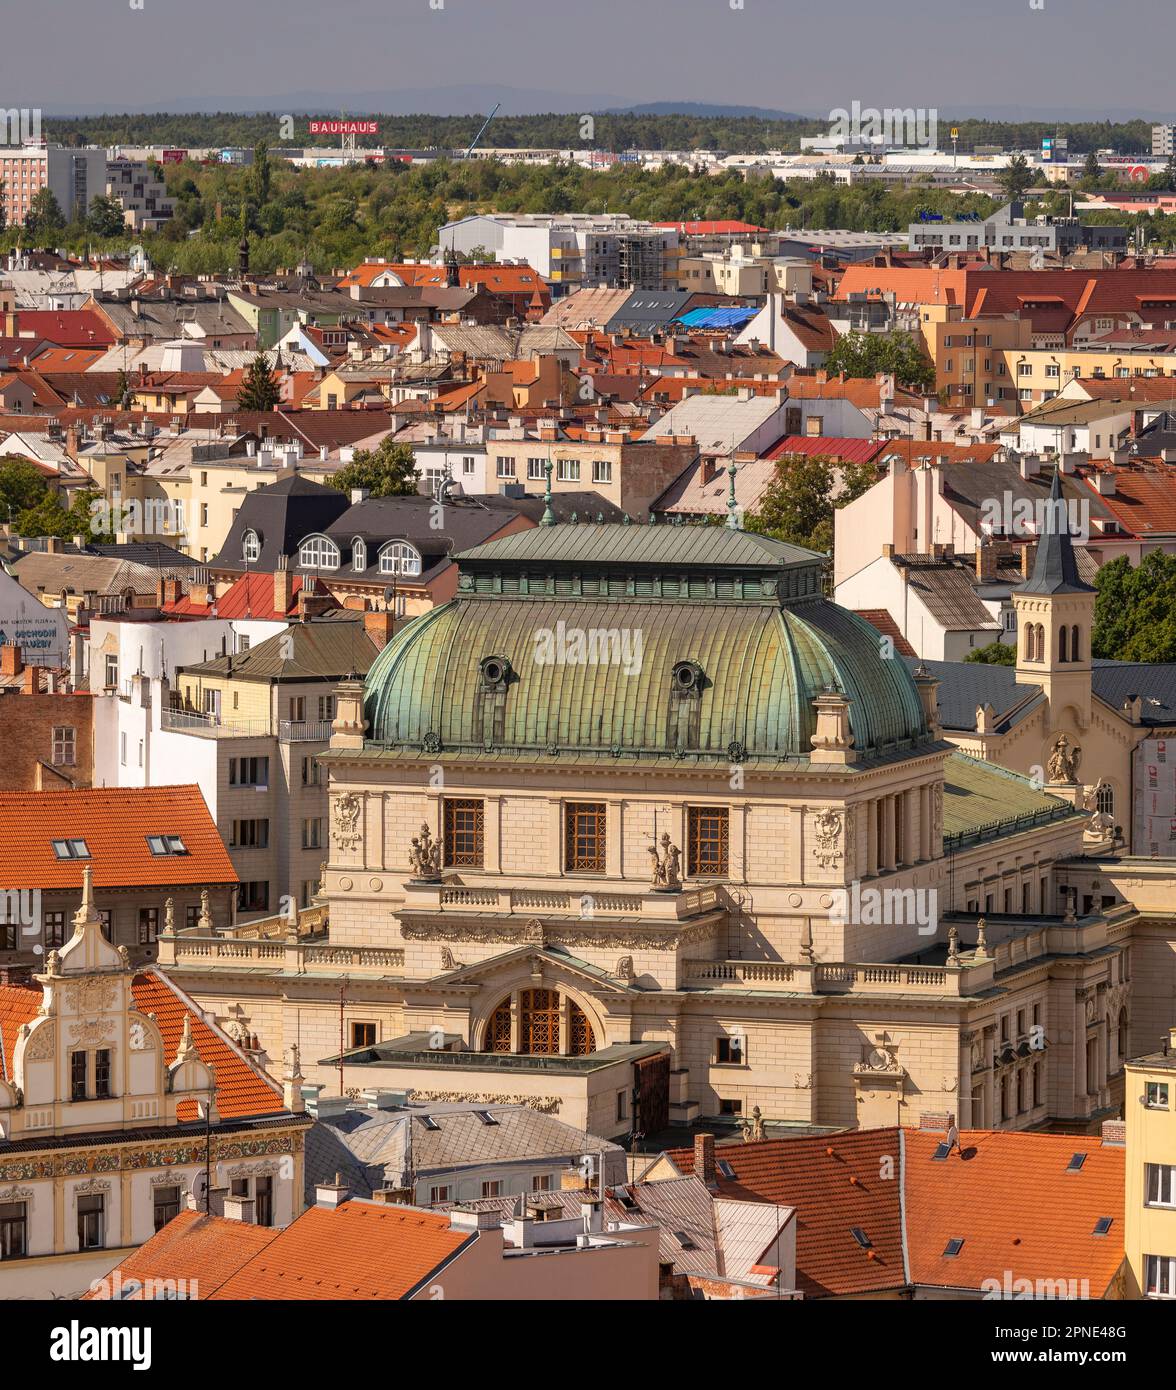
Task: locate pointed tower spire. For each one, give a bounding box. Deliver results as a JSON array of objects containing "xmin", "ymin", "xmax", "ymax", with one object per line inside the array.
[
  {"xmin": 72, "ymin": 863, "xmax": 98, "ymax": 935},
  {"xmin": 1019, "ymin": 470, "xmax": 1094, "ymax": 595},
  {"xmin": 175, "ymin": 1013, "xmax": 198, "ymax": 1065}
]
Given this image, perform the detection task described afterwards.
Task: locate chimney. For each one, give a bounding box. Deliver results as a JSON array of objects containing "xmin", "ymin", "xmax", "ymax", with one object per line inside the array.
[
  {"xmin": 975, "ymin": 541, "xmax": 996, "ymax": 583},
  {"xmin": 1094, "ymin": 470, "xmax": 1116, "ymax": 495},
  {"xmin": 222, "ymin": 1195, "xmax": 256, "ymax": 1223},
  {"xmin": 65, "ymin": 424, "xmax": 79, "ymax": 458},
  {"xmin": 157, "ymin": 575, "xmax": 182, "ymax": 607},
  {"xmin": 45, "ymin": 536, "xmax": 63, "ymax": 555},
  {"xmin": 694, "ymin": 1132, "xmax": 717, "ymax": 1189},
  {"xmin": 315, "ymin": 1173, "xmax": 349, "ymax": 1209},
  {"xmin": 22, "ymin": 664, "xmax": 40, "ymax": 695},
  {"xmin": 1020, "ymin": 542, "xmax": 1036, "ymax": 579},
  {"xmin": 274, "ymin": 557, "xmax": 295, "ymax": 615},
  {"xmin": 1019, "ymin": 453, "xmax": 1040, "ymax": 479},
  {"xmin": 364, "ymin": 610, "xmax": 396, "ymax": 650},
  {"xmin": 0, "ymin": 643, "xmax": 20, "ymax": 678}
]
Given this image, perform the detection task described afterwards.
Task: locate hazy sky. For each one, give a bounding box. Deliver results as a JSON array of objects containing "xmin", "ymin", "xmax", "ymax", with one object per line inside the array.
[{"xmin": 1, "ymin": 0, "xmax": 1172, "ymax": 118}]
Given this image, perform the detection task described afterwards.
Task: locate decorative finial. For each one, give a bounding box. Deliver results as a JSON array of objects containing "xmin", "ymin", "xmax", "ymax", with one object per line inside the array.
[
  {"xmin": 726, "ymin": 459, "xmax": 740, "ymax": 530},
  {"xmin": 946, "ymin": 922, "xmax": 960, "ymax": 966},
  {"xmin": 974, "ymin": 916, "xmax": 989, "ymax": 959},
  {"xmin": 648, "ymin": 512, "xmax": 657, "ymax": 525},
  {"xmin": 622, "ymin": 513, "xmax": 631, "ymax": 526},
  {"xmin": 72, "ymin": 863, "xmax": 98, "ymax": 935},
  {"xmin": 540, "ymin": 458, "xmax": 556, "ymax": 528},
  {"xmin": 164, "ymin": 897, "xmax": 175, "ymax": 936},
  {"xmin": 175, "ymin": 1013, "xmax": 197, "ymax": 1064}
]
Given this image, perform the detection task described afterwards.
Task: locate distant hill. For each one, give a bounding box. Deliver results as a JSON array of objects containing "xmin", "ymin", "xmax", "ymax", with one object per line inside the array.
[{"xmin": 615, "ymin": 101, "xmax": 809, "ymax": 122}]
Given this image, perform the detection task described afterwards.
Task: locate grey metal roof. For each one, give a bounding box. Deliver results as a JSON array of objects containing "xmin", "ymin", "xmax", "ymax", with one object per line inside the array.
[
  {"xmin": 210, "ymin": 474, "xmax": 352, "ymax": 573},
  {"xmin": 1092, "ymin": 660, "xmax": 1176, "ymax": 726},
  {"xmin": 180, "ymin": 614, "xmax": 377, "ymax": 682},
  {"xmin": 903, "ymin": 657, "xmax": 1044, "ymax": 733}
]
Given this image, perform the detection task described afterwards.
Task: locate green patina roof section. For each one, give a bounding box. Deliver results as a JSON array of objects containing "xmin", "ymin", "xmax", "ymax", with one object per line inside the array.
[
  {"xmin": 942, "ymin": 752, "xmax": 1080, "ymax": 840},
  {"xmin": 454, "ymin": 524, "xmax": 820, "ymax": 570},
  {"xmin": 363, "ymin": 593, "xmax": 928, "ymax": 761}
]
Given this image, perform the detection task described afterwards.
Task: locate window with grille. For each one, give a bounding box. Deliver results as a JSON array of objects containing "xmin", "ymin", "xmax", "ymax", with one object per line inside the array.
[
  {"xmin": 569, "ymin": 1000, "xmax": 595, "ymax": 1056},
  {"xmin": 688, "ymin": 807, "xmax": 729, "ymax": 877},
  {"xmin": 443, "ymin": 799, "xmax": 484, "ymax": 867},
  {"xmin": 44, "ymin": 911, "xmax": 66, "ymax": 948},
  {"xmin": 94, "ymin": 1049, "xmax": 112, "ymax": 1099},
  {"xmin": 486, "ymin": 999, "xmax": 512, "ymax": 1052},
  {"xmin": 520, "ymin": 988, "xmax": 560, "ymax": 1054},
  {"xmin": 70, "ymin": 1050, "xmax": 88, "ymax": 1101},
  {"xmin": 565, "ymin": 803, "xmax": 605, "ymax": 872}
]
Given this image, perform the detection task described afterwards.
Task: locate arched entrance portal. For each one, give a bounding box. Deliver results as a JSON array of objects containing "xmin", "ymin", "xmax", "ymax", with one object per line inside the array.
[{"xmin": 483, "ymin": 988, "xmax": 597, "ymax": 1056}]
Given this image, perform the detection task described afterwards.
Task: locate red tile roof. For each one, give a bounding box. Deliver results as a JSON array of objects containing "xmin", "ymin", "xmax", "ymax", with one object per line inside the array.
[
  {"xmin": 1075, "ymin": 466, "xmax": 1176, "ymax": 537},
  {"xmin": 853, "ymin": 610, "xmax": 919, "ymax": 657},
  {"xmin": 84, "ymin": 1210, "xmax": 278, "ymax": 1298},
  {"xmin": 764, "ymin": 435, "xmax": 886, "ymax": 465},
  {"xmin": 208, "ymin": 1202, "xmax": 471, "ymax": 1300},
  {"xmin": 904, "ymin": 1129, "xmax": 1124, "ymax": 1296},
  {"xmin": 0, "ymin": 786, "xmax": 236, "ymax": 890},
  {"xmin": 130, "ymin": 970, "xmax": 284, "ymax": 1119},
  {"xmin": 0, "ymin": 968, "xmax": 282, "ymax": 1118},
  {"xmin": 654, "ymin": 220, "xmax": 770, "ymax": 235},
  {"xmin": 10, "ymin": 310, "xmax": 116, "ymax": 348},
  {"xmin": 666, "ymin": 1131, "xmax": 906, "ymax": 1297},
  {"xmin": 164, "ymin": 571, "xmax": 328, "ymax": 619}
]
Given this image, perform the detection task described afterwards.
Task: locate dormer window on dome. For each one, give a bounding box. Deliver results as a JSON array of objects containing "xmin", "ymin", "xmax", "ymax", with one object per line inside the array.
[
  {"xmin": 299, "ymin": 535, "xmax": 340, "ymax": 571},
  {"xmin": 242, "ymin": 529, "xmax": 260, "ymax": 564},
  {"xmin": 479, "ymin": 655, "xmax": 513, "ymax": 692},
  {"xmin": 379, "ymin": 541, "xmax": 422, "ymax": 578},
  {"xmin": 671, "ymin": 660, "xmax": 705, "ymax": 695}
]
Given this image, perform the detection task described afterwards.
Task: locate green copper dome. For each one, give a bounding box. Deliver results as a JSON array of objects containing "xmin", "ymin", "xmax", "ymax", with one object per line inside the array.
[{"xmin": 362, "ymin": 525, "xmax": 929, "ymax": 764}]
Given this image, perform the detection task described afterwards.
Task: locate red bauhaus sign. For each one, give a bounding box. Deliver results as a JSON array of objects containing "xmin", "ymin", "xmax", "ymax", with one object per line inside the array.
[
  {"xmin": 160, "ymin": 149, "xmax": 187, "ymax": 163},
  {"xmin": 308, "ymin": 120, "xmax": 379, "ymax": 135}
]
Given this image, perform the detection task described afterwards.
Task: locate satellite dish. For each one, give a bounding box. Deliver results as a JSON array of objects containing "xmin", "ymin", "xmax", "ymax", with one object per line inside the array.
[{"xmin": 190, "ymin": 1171, "xmax": 209, "ymax": 1211}]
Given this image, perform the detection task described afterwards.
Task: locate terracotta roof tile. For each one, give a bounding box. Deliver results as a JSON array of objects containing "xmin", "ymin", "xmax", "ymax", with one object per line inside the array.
[
  {"xmin": 853, "ymin": 610, "xmax": 919, "ymax": 657},
  {"xmin": 208, "ymin": 1202, "xmax": 470, "ymax": 1300},
  {"xmin": 84, "ymin": 1209, "xmax": 278, "ymax": 1298},
  {"xmin": 0, "ymin": 786, "xmax": 237, "ymax": 890}
]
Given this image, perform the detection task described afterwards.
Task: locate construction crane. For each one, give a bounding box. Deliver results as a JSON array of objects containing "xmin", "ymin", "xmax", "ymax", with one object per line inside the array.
[{"xmin": 464, "ymin": 103, "xmax": 501, "ymax": 158}]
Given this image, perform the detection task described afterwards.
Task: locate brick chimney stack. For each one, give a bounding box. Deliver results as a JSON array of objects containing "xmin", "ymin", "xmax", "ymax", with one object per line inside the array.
[
  {"xmin": 0, "ymin": 642, "xmax": 21, "ymax": 678},
  {"xmin": 694, "ymin": 1132, "xmax": 717, "ymax": 1189},
  {"xmin": 273, "ymin": 557, "xmax": 295, "ymax": 615}
]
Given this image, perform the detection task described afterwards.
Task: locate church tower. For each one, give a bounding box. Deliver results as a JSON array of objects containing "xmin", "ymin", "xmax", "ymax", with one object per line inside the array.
[{"xmin": 1011, "ymin": 469, "xmax": 1095, "ymax": 730}]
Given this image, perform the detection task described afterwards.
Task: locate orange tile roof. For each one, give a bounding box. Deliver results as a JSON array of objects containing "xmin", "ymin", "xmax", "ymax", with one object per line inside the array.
[
  {"xmin": 904, "ymin": 1129, "xmax": 1124, "ymax": 1296},
  {"xmin": 1076, "ymin": 466, "xmax": 1176, "ymax": 537},
  {"xmin": 208, "ymin": 1202, "xmax": 471, "ymax": 1300},
  {"xmin": 853, "ymin": 610, "xmax": 918, "ymax": 657},
  {"xmin": 0, "ymin": 982, "xmax": 41, "ymax": 1081},
  {"xmin": 0, "ymin": 968, "xmax": 283, "ymax": 1118},
  {"xmin": 27, "ymin": 347, "xmax": 108, "ymax": 374},
  {"xmin": 130, "ymin": 970, "xmax": 284, "ymax": 1119},
  {"xmin": 667, "ymin": 1130, "xmax": 906, "ymax": 1297},
  {"xmin": 0, "ymin": 786, "xmax": 237, "ymax": 890},
  {"xmin": 874, "ymin": 439, "xmax": 1002, "ymax": 465},
  {"xmin": 84, "ymin": 1210, "xmax": 279, "ymax": 1298}
]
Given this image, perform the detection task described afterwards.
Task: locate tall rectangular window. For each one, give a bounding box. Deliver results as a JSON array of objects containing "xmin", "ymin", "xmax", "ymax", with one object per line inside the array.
[
  {"xmin": 564, "ymin": 803, "xmax": 606, "ymax": 872},
  {"xmin": 138, "ymin": 908, "xmax": 159, "ymax": 945},
  {"xmin": 687, "ymin": 807, "xmax": 729, "ymax": 877},
  {"xmin": 94, "ymin": 1049, "xmax": 112, "ymax": 1099},
  {"xmin": 0, "ymin": 1201, "xmax": 27, "ymax": 1260},
  {"xmin": 443, "ymin": 799, "xmax": 484, "ymax": 868},
  {"xmin": 43, "ymin": 911, "xmax": 66, "ymax": 948},
  {"xmin": 77, "ymin": 1195, "xmax": 105, "ymax": 1250},
  {"xmin": 1147, "ymin": 1164, "xmax": 1176, "ymax": 1207},
  {"xmin": 51, "ymin": 726, "xmax": 76, "ymax": 765},
  {"xmin": 70, "ymin": 1050, "xmax": 87, "ymax": 1101},
  {"xmin": 255, "ymin": 1175, "xmax": 274, "ymax": 1228},
  {"xmin": 153, "ymin": 1186, "xmax": 181, "ymax": 1233}
]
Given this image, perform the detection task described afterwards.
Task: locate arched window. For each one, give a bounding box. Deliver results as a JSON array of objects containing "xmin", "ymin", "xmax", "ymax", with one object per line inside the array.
[
  {"xmin": 482, "ymin": 990, "xmax": 596, "ymax": 1056},
  {"xmin": 1024, "ymin": 622, "xmax": 1035, "ymax": 661},
  {"xmin": 1035, "ymin": 624, "xmax": 1045, "ymax": 660},
  {"xmin": 1059, "ymin": 625, "xmax": 1069, "ymax": 662},
  {"xmin": 1097, "ymin": 783, "xmax": 1115, "ymax": 818},
  {"xmin": 379, "ymin": 541, "xmax": 422, "ymax": 577},
  {"xmin": 298, "ymin": 535, "xmax": 340, "ymax": 570},
  {"xmin": 352, "ymin": 537, "xmax": 367, "ymax": 572},
  {"xmin": 1071, "ymin": 624, "xmax": 1081, "ymax": 661},
  {"xmin": 242, "ymin": 529, "xmax": 260, "ymax": 564}
]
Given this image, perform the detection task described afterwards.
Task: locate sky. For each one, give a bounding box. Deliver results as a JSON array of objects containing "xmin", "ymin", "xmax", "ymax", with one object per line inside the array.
[{"xmin": 0, "ymin": 0, "xmax": 1173, "ymax": 120}]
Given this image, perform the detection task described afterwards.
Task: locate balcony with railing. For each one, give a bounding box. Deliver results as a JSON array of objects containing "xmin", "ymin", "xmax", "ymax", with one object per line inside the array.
[
  {"xmin": 278, "ymin": 719, "xmax": 333, "ymax": 742},
  {"xmin": 160, "ymin": 708, "xmax": 271, "ymax": 738},
  {"xmin": 404, "ymin": 879, "xmax": 726, "ymax": 924},
  {"xmin": 681, "ymin": 958, "xmax": 968, "ymax": 996}
]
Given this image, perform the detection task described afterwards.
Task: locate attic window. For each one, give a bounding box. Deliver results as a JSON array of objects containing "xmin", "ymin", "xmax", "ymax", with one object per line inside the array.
[
  {"xmin": 851, "ymin": 1227, "xmax": 872, "ymax": 1249},
  {"xmin": 379, "ymin": 541, "xmax": 422, "ymax": 578},
  {"xmin": 242, "ymin": 529, "xmax": 260, "ymax": 564},
  {"xmin": 474, "ymin": 1110, "xmax": 499, "ymax": 1126},
  {"xmin": 417, "ymin": 1115, "xmax": 441, "ymax": 1131},
  {"xmin": 1067, "ymin": 1152, "xmax": 1088, "ymax": 1172},
  {"xmin": 52, "ymin": 839, "xmax": 90, "ymax": 859},
  {"xmin": 943, "ymin": 1238, "xmax": 965, "ymax": 1257},
  {"xmin": 673, "ymin": 1229, "xmax": 697, "ymax": 1250},
  {"xmin": 147, "ymin": 835, "xmax": 187, "ymax": 856},
  {"xmin": 932, "ymin": 1142, "xmax": 952, "ymax": 1161},
  {"xmin": 716, "ymin": 1159, "xmax": 737, "ymax": 1180},
  {"xmin": 352, "ymin": 538, "xmax": 367, "ymax": 572},
  {"xmin": 1093, "ymin": 1217, "xmax": 1113, "ymax": 1236}
]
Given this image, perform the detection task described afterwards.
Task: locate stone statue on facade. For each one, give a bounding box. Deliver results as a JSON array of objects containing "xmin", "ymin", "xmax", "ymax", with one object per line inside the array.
[
  {"xmin": 1082, "ymin": 779, "xmax": 1115, "ymax": 838},
  {"xmin": 408, "ymin": 824, "xmax": 442, "ymax": 881},
  {"xmin": 649, "ymin": 832, "xmax": 683, "ymax": 891},
  {"xmin": 1047, "ymin": 733, "xmax": 1081, "ymax": 784},
  {"xmin": 739, "ymin": 1105, "xmax": 766, "ymax": 1142}
]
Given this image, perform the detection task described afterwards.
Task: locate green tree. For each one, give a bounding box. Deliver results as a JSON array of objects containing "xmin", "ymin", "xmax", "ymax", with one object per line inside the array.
[
  {"xmin": 24, "ymin": 188, "xmax": 64, "ymax": 236},
  {"xmin": 15, "ymin": 488, "xmax": 111, "ymax": 543},
  {"xmin": 251, "ymin": 141, "xmax": 272, "ymax": 208},
  {"xmin": 333, "ymin": 438, "xmax": 419, "ymax": 499},
  {"xmin": 0, "ymin": 457, "xmax": 49, "ymax": 522},
  {"xmin": 85, "ymin": 194, "xmax": 128, "ymax": 238},
  {"xmin": 745, "ymin": 454, "xmax": 875, "ymax": 553},
  {"xmin": 825, "ymin": 329, "xmax": 935, "ymax": 392},
  {"xmin": 236, "ymin": 353, "xmax": 281, "ymax": 412},
  {"xmin": 1083, "ymin": 150, "xmax": 1102, "ymax": 181},
  {"xmin": 1165, "ymin": 154, "xmax": 1176, "ymax": 192},
  {"xmin": 1093, "ymin": 552, "xmax": 1176, "ymax": 661},
  {"xmin": 965, "ymin": 641, "xmax": 1016, "ymax": 666},
  {"xmin": 998, "ymin": 152, "xmax": 1034, "ymax": 201}
]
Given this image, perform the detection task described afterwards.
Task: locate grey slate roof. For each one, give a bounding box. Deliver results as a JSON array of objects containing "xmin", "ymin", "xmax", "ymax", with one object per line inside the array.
[
  {"xmin": 902, "ymin": 657, "xmax": 1044, "ymax": 733},
  {"xmin": 303, "ymin": 1101, "xmax": 624, "ymax": 1201},
  {"xmin": 211, "ymin": 474, "xmax": 351, "ymax": 573},
  {"xmin": 1018, "ymin": 469, "xmax": 1096, "ymax": 596},
  {"xmin": 1092, "ymin": 660, "xmax": 1176, "ymax": 726},
  {"xmin": 180, "ymin": 613, "xmax": 377, "ymax": 682}
]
